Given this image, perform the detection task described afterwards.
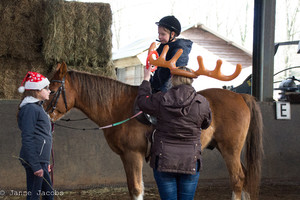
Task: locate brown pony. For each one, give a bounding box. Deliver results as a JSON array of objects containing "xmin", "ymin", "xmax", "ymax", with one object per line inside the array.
[{"xmin": 44, "ymin": 62, "xmax": 263, "ymax": 200}]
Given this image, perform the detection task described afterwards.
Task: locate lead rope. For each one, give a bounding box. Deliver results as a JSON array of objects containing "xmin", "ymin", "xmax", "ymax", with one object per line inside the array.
[
  {"xmin": 50, "ymin": 122, "xmax": 55, "ymax": 184},
  {"xmin": 53, "ymin": 111, "xmax": 143, "ymax": 131},
  {"xmin": 98, "ymin": 111, "xmax": 143, "ymax": 129}
]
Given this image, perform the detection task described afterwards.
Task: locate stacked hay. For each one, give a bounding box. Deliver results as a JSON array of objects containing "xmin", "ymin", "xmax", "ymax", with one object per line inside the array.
[
  {"xmin": 0, "ymin": 0, "xmax": 113, "ymax": 99},
  {"xmin": 0, "ymin": 0, "xmax": 47, "ymax": 99},
  {"xmin": 43, "ymin": 0, "xmax": 113, "ymax": 74},
  {"xmin": 0, "ymin": 0, "xmax": 44, "ymax": 61}
]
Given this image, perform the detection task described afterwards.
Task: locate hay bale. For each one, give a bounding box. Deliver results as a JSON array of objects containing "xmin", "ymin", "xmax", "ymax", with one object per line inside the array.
[
  {"xmin": 0, "ymin": 58, "xmax": 49, "ymax": 99},
  {"xmin": 43, "ymin": 1, "xmax": 114, "ymax": 76},
  {"xmin": 0, "ymin": 0, "xmax": 44, "ymax": 61},
  {"xmin": 0, "ymin": 0, "xmax": 114, "ymax": 99}
]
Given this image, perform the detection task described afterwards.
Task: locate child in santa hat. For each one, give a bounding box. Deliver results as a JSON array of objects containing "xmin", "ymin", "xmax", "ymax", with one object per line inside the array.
[{"xmin": 17, "ymin": 71, "xmax": 53, "ymax": 200}]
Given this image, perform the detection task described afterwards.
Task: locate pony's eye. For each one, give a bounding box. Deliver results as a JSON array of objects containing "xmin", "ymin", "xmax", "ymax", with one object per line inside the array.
[{"xmin": 50, "ymin": 91, "xmax": 55, "ymax": 95}]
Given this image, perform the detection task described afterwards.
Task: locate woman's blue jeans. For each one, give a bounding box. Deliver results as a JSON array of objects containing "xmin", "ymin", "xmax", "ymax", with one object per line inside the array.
[{"xmin": 153, "ymin": 169, "xmax": 200, "ymax": 200}]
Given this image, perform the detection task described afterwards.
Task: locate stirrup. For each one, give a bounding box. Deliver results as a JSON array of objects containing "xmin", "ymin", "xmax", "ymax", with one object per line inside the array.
[{"xmin": 144, "ymin": 113, "xmax": 157, "ymax": 126}]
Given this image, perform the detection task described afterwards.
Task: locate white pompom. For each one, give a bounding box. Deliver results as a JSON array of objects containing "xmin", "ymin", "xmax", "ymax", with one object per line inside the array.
[{"xmin": 18, "ymin": 86, "xmax": 25, "ymax": 93}]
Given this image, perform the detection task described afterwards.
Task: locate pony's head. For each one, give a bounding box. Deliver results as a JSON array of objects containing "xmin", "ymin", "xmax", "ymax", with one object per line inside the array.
[{"xmin": 44, "ymin": 62, "xmax": 75, "ymax": 121}]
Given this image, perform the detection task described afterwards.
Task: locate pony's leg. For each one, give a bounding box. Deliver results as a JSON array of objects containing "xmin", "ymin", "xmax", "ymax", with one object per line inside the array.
[
  {"xmin": 241, "ymin": 191, "xmax": 251, "ymax": 200},
  {"xmin": 232, "ymin": 191, "xmax": 251, "ymax": 200},
  {"xmin": 217, "ymin": 143, "xmax": 246, "ymax": 200},
  {"xmin": 240, "ymin": 164, "xmax": 251, "ymax": 200},
  {"xmin": 120, "ymin": 151, "xmax": 144, "ymax": 200},
  {"xmin": 225, "ymin": 154, "xmax": 245, "ymax": 200}
]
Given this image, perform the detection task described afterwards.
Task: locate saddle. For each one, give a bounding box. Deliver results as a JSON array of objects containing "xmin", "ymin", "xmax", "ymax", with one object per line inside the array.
[{"xmin": 133, "ymin": 99, "xmax": 157, "ymax": 126}]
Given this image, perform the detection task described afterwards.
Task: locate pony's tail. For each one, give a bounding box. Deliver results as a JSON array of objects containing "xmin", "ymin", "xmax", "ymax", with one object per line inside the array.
[{"xmin": 241, "ymin": 94, "xmax": 264, "ymax": 200}]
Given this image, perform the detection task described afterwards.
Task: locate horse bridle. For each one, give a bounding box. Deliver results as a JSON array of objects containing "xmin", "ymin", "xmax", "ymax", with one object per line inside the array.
[
  {"xmin": 46, "ymin": 77, "xmax": 68, "ymax": 114},
  {"xmin": 45, "ymin": 76, "xmax": 68, "ymax": 186}
]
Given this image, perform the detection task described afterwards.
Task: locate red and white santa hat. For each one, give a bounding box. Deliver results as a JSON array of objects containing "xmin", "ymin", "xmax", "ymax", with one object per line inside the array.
[{"xmin": 18, "ymin": 71, "xmax": 50, "ymax": 93}]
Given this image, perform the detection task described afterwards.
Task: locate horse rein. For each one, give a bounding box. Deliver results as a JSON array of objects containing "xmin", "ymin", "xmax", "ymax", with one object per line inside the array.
[{"xmin": 46, "ymin": 77, "xmax": 68, "ymax": 114}]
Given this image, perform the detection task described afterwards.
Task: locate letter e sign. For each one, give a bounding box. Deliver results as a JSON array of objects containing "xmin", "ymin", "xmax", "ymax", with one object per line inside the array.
[{"xmin": 276, "ymin": 102, "xmax": 291, "ymax": 120}]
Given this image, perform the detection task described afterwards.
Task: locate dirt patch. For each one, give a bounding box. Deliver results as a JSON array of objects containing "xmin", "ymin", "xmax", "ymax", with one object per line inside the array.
[
  {"xmin": 60, "ymin": 184, "xmax": 300, "ymax": 200},
  {"xmin": 1, "ymin": 184, "xmax": 299, "ymax": 199}
]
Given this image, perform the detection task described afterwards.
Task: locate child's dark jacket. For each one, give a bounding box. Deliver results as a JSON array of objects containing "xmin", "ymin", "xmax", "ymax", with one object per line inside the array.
[
  {"xmin": 18, "ymin": 101, "xmax": 52, "ymax": 172},
  {"xmin": 150, "ymin": 39, "xmax": 193, "ymax": 93}
]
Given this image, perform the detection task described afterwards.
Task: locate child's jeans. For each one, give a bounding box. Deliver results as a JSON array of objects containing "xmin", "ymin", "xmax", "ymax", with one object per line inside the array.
[{"xmin": 23, "ymin": 163, "xmax": 53, "ymax": 200}]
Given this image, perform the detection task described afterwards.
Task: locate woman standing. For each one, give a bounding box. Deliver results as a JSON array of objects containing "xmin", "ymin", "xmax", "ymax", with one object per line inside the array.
[
  {"xmin": 17, "ymin": 71, "xmax": 53, "ymax": 200},
  {"xmin": 137, "ymin": 66, "xmax": 212, "ymax": 200}
]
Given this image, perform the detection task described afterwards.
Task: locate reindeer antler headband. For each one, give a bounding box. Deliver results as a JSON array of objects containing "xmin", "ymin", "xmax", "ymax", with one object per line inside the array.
[{"xmin": 147, "ymin": 42, "xmax": 242, "ymax": 81}]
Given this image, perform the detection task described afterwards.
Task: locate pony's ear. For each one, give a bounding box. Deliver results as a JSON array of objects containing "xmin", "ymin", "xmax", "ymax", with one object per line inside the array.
[
  {"xmin": 55, "ymin": 63, "xmax": 61, "ymax": 71},
  {"xmin": 57, "ymin": 62, "xmax": 68, "ymax": 79}
]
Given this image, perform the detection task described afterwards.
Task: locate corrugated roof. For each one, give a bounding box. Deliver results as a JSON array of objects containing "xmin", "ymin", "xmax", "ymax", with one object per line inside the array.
[{"xmin": 182, "ymin": 24, "xmax": 252, "ymax": 68}]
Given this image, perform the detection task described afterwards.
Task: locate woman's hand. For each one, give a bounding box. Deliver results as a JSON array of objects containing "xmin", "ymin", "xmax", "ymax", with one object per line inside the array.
[{"xmin": 144, "ymin": 65, "xmax": 152, "ymax": 81}]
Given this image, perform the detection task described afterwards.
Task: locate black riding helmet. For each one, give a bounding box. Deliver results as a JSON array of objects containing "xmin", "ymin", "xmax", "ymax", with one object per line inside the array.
[{"xmin": 156, "ymin": 16, "xmax": 181, "ymax": 42}]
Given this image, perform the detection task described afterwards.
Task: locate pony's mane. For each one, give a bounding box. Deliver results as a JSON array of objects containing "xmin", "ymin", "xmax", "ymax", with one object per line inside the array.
[{"xmin": 68, "ymin": 70, "xmax": 138, "ymax": 109}]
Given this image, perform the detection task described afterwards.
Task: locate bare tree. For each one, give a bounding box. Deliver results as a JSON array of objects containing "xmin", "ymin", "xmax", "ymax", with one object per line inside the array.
[
  {"xmin": 239, "ymin": 1, "xmax": 250, "ymax": 46},
  {"xmin": 112, "ymin": 7, "xmax": 123, "ymax": 50},
  {"xmin": 283, "ymin": 0, "xmax": 300, "ymax": 77}
]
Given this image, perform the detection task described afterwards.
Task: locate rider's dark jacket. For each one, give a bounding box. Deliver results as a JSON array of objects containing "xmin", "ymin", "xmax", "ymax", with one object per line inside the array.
[
  {"xmin": 137, "ymin": 80, "xmax": 212, "ymax": 174},
  {"xmin": 150, "ymin": 39, "xmax": 193, "ymax": 93}
]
